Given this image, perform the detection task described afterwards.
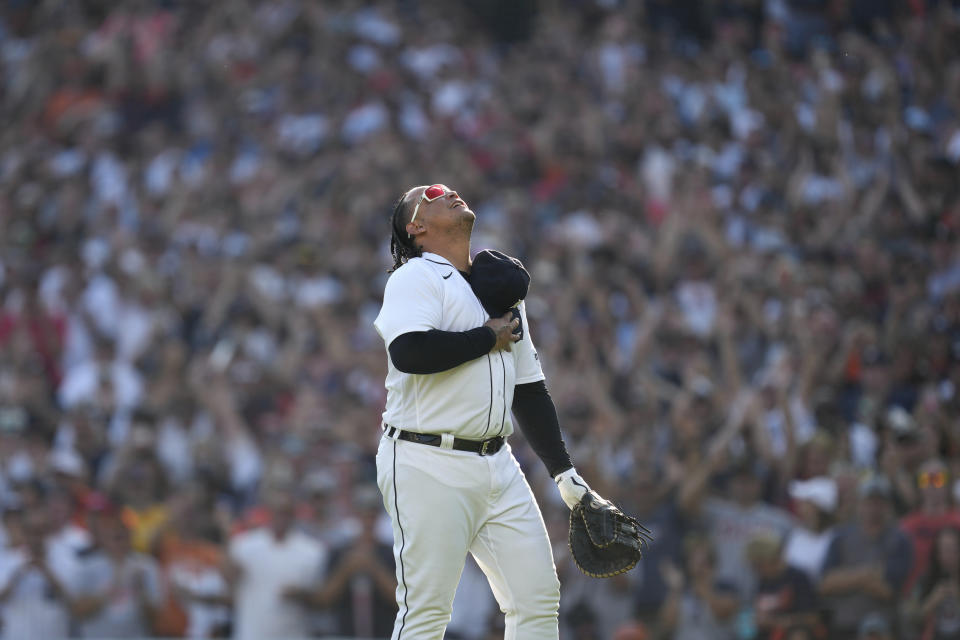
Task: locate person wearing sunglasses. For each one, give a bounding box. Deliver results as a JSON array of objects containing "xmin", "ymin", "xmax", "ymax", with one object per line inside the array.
[
  {"xmin": 902, "ymin": 459, "xmax": 960, "ymax": 595},
  {"xmin": 373, "ymin": 184, "xmax": 606, "ymax": 639}
]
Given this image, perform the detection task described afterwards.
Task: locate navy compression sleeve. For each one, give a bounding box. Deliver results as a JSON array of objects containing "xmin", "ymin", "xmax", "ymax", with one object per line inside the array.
[
  {"xmin": 512, "ymin": 380, "xmax": 572, "ymax": 477},
  {"xmin": 388, "ymin": 328, "xmax": 496, "ymax": 374}
]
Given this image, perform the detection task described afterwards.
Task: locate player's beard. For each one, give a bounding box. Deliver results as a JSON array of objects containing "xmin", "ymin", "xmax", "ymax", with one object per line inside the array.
[
  {"xmin": 434, "ymin": 208, "xmax": 475, "ymax": 245},
  {"xmin": 457, "ymin": 208, "xmax": 476, "ymax": 235}
]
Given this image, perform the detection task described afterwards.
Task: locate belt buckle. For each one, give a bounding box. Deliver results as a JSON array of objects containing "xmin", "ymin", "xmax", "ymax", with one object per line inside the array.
[{"xmin": 480, "ymin": 440, "xmax": 490, "ymax": 456}]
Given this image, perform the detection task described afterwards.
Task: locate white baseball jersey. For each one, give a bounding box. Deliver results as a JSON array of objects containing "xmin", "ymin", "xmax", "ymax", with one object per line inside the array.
[{"xmin": 374, "ymin": 251, "xmax": 544, "ymax": 440}]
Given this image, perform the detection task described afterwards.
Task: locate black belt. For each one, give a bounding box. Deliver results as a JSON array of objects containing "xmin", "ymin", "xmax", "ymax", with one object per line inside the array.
[{"xmin": 383, "ymin": 425, "xmax": 505, "ymax": 456}]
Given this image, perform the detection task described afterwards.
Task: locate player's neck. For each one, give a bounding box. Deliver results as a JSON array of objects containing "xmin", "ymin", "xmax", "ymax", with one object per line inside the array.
[{"xmin": 424, "ymin": 240, "xmax": 471, "ymax": 273}]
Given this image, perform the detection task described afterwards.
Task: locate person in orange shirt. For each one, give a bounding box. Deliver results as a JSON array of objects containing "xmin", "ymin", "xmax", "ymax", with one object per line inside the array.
[{"xmin": 152, "ymin": 482, "xmax": 231, "ymax": 638}]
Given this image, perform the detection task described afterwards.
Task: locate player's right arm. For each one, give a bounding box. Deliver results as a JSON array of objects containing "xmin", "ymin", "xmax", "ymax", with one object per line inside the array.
[{"xmin": 375, "ymin": 263, "xmax": 517, "ymax": 374}]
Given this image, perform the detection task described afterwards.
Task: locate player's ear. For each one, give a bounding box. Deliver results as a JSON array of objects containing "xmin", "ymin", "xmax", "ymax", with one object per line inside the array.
[{"xmin": 406, "ymin": 219, "xmax": 425, "ymax": 237}]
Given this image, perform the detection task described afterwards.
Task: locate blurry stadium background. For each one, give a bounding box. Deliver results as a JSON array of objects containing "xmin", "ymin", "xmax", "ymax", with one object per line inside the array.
[{"xmin": 1, "ymin": 0, "xmax": 959, "ymax": 638}]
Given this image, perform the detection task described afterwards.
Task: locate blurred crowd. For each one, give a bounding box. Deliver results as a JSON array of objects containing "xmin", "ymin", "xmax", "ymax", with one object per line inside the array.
[{"xmin": 1, "ymin": 0, "xmax": 960, "ymax": 638}]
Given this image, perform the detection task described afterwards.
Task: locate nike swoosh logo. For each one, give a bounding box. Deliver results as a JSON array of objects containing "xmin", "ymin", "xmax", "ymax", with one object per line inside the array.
[{"xmin": 442, "ymin": 272, "xmax": 453, "ymax": 279}]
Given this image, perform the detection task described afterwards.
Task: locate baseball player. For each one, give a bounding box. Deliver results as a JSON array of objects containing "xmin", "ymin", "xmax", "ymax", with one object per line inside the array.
[{"xmin": 373, "ymin": 184, "xmax": 597, "ymax": 639}]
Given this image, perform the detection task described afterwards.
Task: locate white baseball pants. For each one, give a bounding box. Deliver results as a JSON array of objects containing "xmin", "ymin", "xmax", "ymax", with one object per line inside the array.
[{"xmin": 376, "ymin": 433, "xmax": 561, "ymax": 640}]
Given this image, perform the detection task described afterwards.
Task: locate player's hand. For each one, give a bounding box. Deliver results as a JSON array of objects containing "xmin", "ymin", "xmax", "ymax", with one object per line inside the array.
[
  {"xmin": 485, "ymin": 312, "xmax": 521, "ymax": 352},
  {"xmin": 554, "ymin": 467, "xmax": 591, "ymax": 510}
]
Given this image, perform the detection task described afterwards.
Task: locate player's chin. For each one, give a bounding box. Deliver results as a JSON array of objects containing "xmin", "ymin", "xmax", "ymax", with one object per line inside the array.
[{"xmin": 458, "ymin": 210, "xmax": 476, "ymax": 231}]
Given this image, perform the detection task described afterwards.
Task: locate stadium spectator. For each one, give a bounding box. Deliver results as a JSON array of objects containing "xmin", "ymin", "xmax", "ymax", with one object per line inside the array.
[
  {"xmin": 747, "ymin": 533, "xmax": 821, "ymax": 640},
  {"xmin": 622, "ymin": 466, "xmax": 687, "ymax": 627},
  {"xmin": 902, "ymin": 459, "xmax": 960, "ymax": 594},
  {"xmin": 295, "ymin": 486, "xmax": 395, "ymax": 638},
  {"xmin": 0, "ymin": 506, "xmax": 73, "ymax": 640},
  {"xmin": 155, "ymin": 482, "xmax": 230, "ymax": 638},
  {"xmin": 783, "ymin": 475, "xmax": 837, "ymax": 583},
  {"xmin": 44, "ymin": 482, "xmax": 92, "ymax": 559},
  {"xmin": 226, "ymin": 490, "xmax": 326, "ymax": 640},
  {"xmin": 659, "ymin": 534, "xmax": 739, "ymax": 640},
  {"xmin": 70, "ymin": 508, "xmax": 165, "ymax": 639},
  {"xmin": 820, "ymin": 475, "xmax": 914, "ymax": 639},
  {"xmin": 679, "ymin": 398, "xmax": 795, "ymax": 601},
  {"xmin": 909, "ymin": 526, "xmax": 960, "ymax": 640}
]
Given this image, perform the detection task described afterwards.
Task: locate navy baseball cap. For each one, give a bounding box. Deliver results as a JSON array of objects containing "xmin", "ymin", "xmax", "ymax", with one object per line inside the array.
[{"xmin": 469, "ymin": 250, "xmax": 530, "ymax": 317}]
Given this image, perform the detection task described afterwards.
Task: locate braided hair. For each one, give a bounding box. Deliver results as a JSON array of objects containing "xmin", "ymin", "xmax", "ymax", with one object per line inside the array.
[{"xmin": 389, "ymin": 191, "xmax": 422, "ymax": 272}]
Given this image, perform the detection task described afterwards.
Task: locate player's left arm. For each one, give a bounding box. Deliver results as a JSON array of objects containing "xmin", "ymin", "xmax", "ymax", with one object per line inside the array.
[
  {"xmin": 510, "ymin": 302, "xmax": 591, "ymax": 508},
  {"xmin": 512, "ymin": 379, "xmax": 602, "ymax": 509},
  {"xmin": 512, "ymin": 380, "xmax": 572, "ymax": 478}
]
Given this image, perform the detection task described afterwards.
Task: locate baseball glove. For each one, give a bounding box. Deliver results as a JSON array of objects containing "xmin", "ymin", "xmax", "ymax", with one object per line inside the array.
[{"xmin": 569, "ymin": 491, "xmax": 653, "ymax": 578}]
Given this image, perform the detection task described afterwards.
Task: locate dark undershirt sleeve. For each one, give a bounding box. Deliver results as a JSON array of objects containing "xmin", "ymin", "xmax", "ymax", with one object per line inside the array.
[
  {"xmin": 388, "ymin": 328, "xmax": 496, "ymax": 374},
  {"xmin": 512, "ymin": 380, "xmax": 572, "ymax": 478}
]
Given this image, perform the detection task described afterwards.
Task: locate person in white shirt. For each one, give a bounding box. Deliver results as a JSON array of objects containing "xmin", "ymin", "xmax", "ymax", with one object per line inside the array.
[
  {"xmin": 0, "ymin": 507, "xmax": 73, "ymax": 640},
  {"xmin": 783, "ymin": 476, "xmax": 837, "ymax": 583},
  {"xmin": 71, "ymin": 509, "xmax": 164, "ymax": 639},
  {"xmin": 287, "ymin": 488, "xmax": 397, "ymax": 638},
  {"xmin": 373, "ymin": 184, "xmax": 620, "ymax": 639},
  {"xmin": 58, "ymin": 337, "xmax": 143, "ymax": 410},
  {"xmin": 226, "ymin": 490, "xmax": 326, "ymax": 640}
]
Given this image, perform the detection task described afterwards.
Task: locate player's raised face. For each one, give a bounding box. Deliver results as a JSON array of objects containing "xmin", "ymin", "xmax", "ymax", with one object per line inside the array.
[{"xmin": 404, "ymin": 184, "xmax": 474, "ymax": 240}]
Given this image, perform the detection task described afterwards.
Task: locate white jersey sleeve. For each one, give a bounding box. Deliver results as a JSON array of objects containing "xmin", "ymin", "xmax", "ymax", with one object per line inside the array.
[
  {"xmin": 513, "ymin": 301, "xmax": 545, "ymax": 384},
  {"xmin": 374, "ymin": 261, "xmax": 444, "ymax": 347}
]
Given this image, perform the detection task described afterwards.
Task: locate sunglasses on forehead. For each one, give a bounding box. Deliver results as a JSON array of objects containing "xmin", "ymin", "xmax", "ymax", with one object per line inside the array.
[{"xmin": 408, "ymin": 184, "xmax": 450, "ymax": 237}]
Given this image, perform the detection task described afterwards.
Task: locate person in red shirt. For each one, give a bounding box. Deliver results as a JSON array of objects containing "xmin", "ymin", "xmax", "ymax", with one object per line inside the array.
[
  {"xmin": 902, "ymin": 459, "xmax": 960, "ymax": 593},
  {"xmin": 0, "ymin": 287, "xmax": 66, "ymax": 387}
]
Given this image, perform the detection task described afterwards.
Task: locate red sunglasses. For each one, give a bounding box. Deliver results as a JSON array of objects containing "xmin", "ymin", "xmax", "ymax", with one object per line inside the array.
[{"xmin": 408, "ymin": 184, "xmax": 450, "ymax": 236}]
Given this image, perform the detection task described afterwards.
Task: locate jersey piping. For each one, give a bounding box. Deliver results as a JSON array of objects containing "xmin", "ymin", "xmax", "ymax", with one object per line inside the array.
[
  {"xmin": 483, "ymin": 354, "xmax": 493, "ymax": 438},
  {"xmin": 393, "ymin": 440, "xmax": 409, "ymax": 637},
  {"xmin": 497, "ymin": 352, "xmax": 507, "ymax": 437}
]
